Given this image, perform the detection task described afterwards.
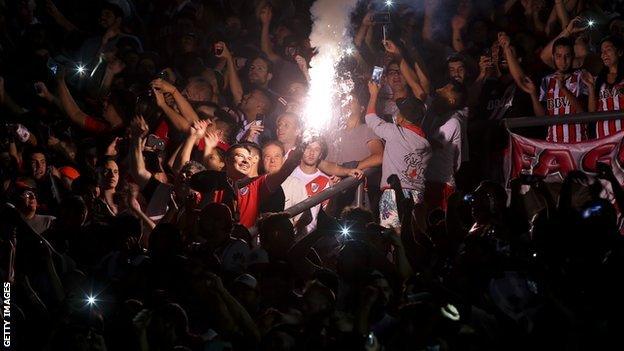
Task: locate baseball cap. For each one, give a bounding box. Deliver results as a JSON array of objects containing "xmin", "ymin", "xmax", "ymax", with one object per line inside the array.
[
  {"xmin": 59, "ymin": 166, "xmax": 80, "ymax": 181},
  {"xmin": 233, "ymin": 273, "xmax": 258, "ymax": 290}
]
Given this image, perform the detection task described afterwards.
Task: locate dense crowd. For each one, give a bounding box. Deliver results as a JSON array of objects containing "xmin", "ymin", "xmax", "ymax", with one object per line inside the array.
[{"xmin": 2, "ymin": 0, "xmax": 624, "ymax": 350}]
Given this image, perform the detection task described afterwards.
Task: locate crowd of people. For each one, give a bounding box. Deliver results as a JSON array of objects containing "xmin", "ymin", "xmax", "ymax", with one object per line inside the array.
[{"xmin": 2, "ymin": 0, "xmax": 624, "ymax": 349}]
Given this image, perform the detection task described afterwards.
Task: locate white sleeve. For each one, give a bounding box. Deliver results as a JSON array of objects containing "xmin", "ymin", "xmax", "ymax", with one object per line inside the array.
[{"xmin": 365, "ymin": 113, "xmax": 393, "ymax": 139}]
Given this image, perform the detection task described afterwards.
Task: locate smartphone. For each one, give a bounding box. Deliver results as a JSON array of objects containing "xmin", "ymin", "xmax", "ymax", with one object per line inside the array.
[
  {"xmin": 382, "ymin": 24, "xmax": 388, "ymax": 42},
  {"xmin": 255, "ymin": 113, "xmax": 265, "ymax": 126},
  {"xmin": 371, "ymin": 66, "xmax": 384, "ymax": 84},
  {"xmin": 47, "ymin": 57, "xmax": 59, "ymax": 75},
  {"xmin": 145, "ymin": 134, "xmax": 166, "ymax": 151}
]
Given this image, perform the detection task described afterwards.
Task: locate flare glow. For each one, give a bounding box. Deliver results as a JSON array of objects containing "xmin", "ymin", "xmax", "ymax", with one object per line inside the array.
[{"xmin": 303, "ymin": 0, "xmax": 358, "ymax": 132}]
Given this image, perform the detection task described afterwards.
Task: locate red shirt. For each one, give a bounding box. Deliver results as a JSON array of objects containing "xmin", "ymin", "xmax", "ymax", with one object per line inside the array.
[
  {"xmin": 213, "ymin": 175, "xmax": 270, "ymax": 228},
  {"xmin": 84, "ymin": 115, "xmax": 109, "ymax": 133},
  {"xmin": 596, "ymin": 80, "xmax": 624, "ymax": 138},
  {"xmin": 539, "ymin": 70, "xmax": 588, "ymax": 143}
]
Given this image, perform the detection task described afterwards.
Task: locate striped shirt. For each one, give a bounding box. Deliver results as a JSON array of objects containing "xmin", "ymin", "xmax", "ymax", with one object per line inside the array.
[
  {"xmin": 596, "ymin": 80, "xmax": 624, "ymax": 138},
  {"xmin": 539, "ymin": 70, "xmax": 588, "ymax": 143}
]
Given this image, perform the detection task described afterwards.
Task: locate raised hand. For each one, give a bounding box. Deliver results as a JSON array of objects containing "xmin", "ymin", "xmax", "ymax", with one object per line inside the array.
[
  {"xmin": 244, "ymin": 123, "xmax": 264, "ymax": 142},
  {"xmin": 204, "ymin": 131, "xmax": 220, "ymax": 149},
  {"xmin": 259, "ymin": 5, "xmax": 272, "ymax": 26},
  {"xmin": 382, "ymin": 40, "xmax": 401, "ymax": 57},
  {"xmin": 294, "ymin": 55, "xmax": 308, "ymax": 73},
  {"xmin": 152, "ymin": 87, "xmax": 167, "ymax": 108},
  {"xmin": 519, "ymin": 76, "xmax": 538, "ymax": 95},
  {"xmin": 190, "ymin": 120, "xmax": 208, "ymax": 139},
  {"xmin": 498, "ymin": 32, "xmax": 511, "ymax": 50},
  {"xmin": 566, "ymin": 16, "xmax": 588, "ymax": 35},
  {"xmin": 151, "ymin": 78, "xmax": 177, "ymax": 94},
  {"xmin": 130, "ymin": 115, "xmax": 149, "ymax": 139},
  {"xmin": 580, "ymin": 71, "xmax": 595, "ymax": 89},
  {"xmin": 34, "ymin": 81, "xmax": 54, "ymax": 101},
  {"xmin": 368, "ymin": 80, "xmax": 380, "ymax": 97}
]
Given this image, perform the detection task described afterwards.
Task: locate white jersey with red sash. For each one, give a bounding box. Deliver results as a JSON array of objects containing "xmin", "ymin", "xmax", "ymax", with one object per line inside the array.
[
  {"xmin": 596, "ymin": 80, "xmax": 624, "ymax": 138},
  {"xmin": 289, "ymin": 167, "xmax": 331, "ymax": 234},
  {"xmin": 539, "ymin": 70, "xmax": 588, "ymax": 143}
]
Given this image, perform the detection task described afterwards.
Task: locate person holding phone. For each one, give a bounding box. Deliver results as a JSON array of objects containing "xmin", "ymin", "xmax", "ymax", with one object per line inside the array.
[{"xmin": 366, "ymin": 80, "xmax": 431, "ymax": 229}]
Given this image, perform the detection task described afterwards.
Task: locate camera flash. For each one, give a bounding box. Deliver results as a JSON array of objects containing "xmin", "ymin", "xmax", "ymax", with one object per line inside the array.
[
  {"xmin": 76, "ymin": 65, "xmax": 86, "ymax": 74},
  {"xmin": 340, "ymin": 226, "xmax": 350, "ymax": 236},
  {"xmin": 385, "ymin": 0, "xmax": 393, "ymax": 6},
  {"xmin": 86, "ymin": 295, "xmax": 97, "ymax": 305},
  {"xmin": 345, "ymin": 47, "xmax": 354, "ymax": 55},
  {"xmin": 588, "ymin": 20, "xmax": 595, "ymax": 27}
]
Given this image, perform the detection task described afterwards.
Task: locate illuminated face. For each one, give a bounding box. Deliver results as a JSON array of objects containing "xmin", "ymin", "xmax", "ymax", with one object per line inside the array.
[
  {"xmin": 248, "ymin": 58, "xmax": 272, "ymax": 86},
  {"xmin": 262, "ymin": 144, "xmax": 284, "ymax": 174},
  {"xmin": 30, "ymin": 152, "xmax": 46, "ymax": 180},
  {"xmin": 601, "ymin": 41, "xmax": 622, "ymax": 68},
  {"xmin": 228, "ymin": 147, "xmax": 252, "ymax": 177},
  {"xmin": 240, "ymin": 90, "xmax": 267, "ymax": 116},
  {"xmin": 288, "ymin": 82, "xmax": 307, "ymax": 101},
  {"xmin": 101, "ymin": 160, "xmax": 119, "ymax": 190},
  {"xmin": 553, "ymin": 45, "xmax": 573, "ymax": 72},
  {"xmin": 206, "ymin": 150, "xmax": 225, "ymax": 171},
  {"xmin": 386, "ymin": 63, "xmax": 406, "ymax": 92},
  {"xmin": 303, "ymin": 141, "xmax": 323, "ymax": 167},
  {"xmin": 276, "ymin": 114, "xmax": 301, "ymax": 145},
  {"xmin": 448, "ymin": 61, "xmax": 466, "ymax": 84}
]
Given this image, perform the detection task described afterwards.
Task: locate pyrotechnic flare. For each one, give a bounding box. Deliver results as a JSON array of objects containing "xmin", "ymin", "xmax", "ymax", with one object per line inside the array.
[{"xmin": 304, "ymin": 0, "xmax": 358, "ymax": 133}]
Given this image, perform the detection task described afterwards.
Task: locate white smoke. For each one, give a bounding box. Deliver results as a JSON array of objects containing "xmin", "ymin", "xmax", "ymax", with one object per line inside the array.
[{"xmin": 304, "ymin": 0, "xmax": 358, "ymax": 133}]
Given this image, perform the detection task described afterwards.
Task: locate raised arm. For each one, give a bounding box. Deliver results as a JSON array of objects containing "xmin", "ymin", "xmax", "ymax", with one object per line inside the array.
[
  {"xmin": 56, "ymin": 71, "xmax": 98, "ymax": 129},
  {"xmin": 499, "ymin": 32, "xmax": 546, "ymax": 116},
  {"xmin": 152, "ymin": 78, "xmax": 199, "ymax": 129},
  {"xmin": 259, "ymin": 6, "xmax": 281, "ymax": 63},
  {"xmin": 539, "ymin": 17, "xmax": 587, "ymax": 68},
  {"xmin": 128, "ymin": 116, "xmax": 152, "ymax": 189},
  {"xmin": 354, "ymin": 11, "xmax": 374, "ymax": 48},
  {"xmin": 152, "ymin": 86, "xmax": 191, "ymax": 133},
  {"xmin": 173, "ymin": 120, "xmax": 208, "ymax": 174},
  {"xmin": 554, "ymin": 0, "xmax": 571, "ymax": 30},
  {"xmin": 383, "ymin": 40, "xmax": 428, "ymax": 101},
  {"xmin": 215, "ymin": 42, "xmax": 244, "ymax": 105},
  {"xmin": 265, "ymin": 145, "xmax": 303, "ymax": 193},
  {"xmin": 450, "ymin": 0, "xmax": 471, "ymax": 53}
]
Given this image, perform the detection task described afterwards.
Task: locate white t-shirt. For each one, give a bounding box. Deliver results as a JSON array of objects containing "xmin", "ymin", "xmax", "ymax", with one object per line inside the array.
[
  {"xmin": 289, "ymin": 166, "xmax": 331, "ymax": 234},
  {"xmin": 425, "ymin": 115, "xmax": 462, "ymax": 185},
  {"xmin": 281, "ymin": 176, "xmax": 309, "ymax": 223}
]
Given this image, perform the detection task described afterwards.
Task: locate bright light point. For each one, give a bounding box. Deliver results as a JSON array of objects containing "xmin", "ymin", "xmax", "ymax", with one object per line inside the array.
[
  {"xmin": 588, "ymin": 20, "xmax": 595, "ymax": 27},
  {"xmin": 385, "ymin": 0, "xmax": 393, "ymax": 6},
  {"xmin": 345, "ymin": 47, "xmax": 354, "ymax": 55},
  {"xmin": 76, "ymin": 65, "xmax": 86, "ymax": 74},
  {"xmin": 86, "ymin": 295, "xmax": 96, "ymax": 305},
  {"xmin": 340, "ymin": 226, "xmax": 350, "ymax": 236}
]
